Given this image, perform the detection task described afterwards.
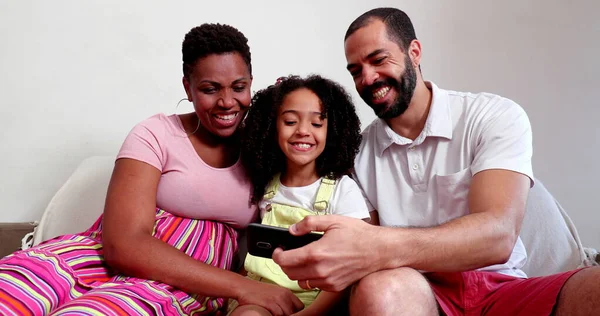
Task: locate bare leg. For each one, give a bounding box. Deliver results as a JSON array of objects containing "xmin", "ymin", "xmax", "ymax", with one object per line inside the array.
[
  {"xmin": 349, "ymin": 267, "xmax": 438, "ymax": 316},
  {"xmin": 554, "ymin": 267, "xmax": 600, "ymax": 316},
  {"xmin": 229, "ymin": 304, "xmax": 272, "ymax": 316}
]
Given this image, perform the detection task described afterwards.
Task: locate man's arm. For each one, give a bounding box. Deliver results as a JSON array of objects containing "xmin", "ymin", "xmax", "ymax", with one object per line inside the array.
[
  {"xmin": 381, "ymin": 169, "xmax": 530, "ymax": 271},
  {"xmin": 273, "ymin": 169, "xmax": 529, "ymax": 292}
]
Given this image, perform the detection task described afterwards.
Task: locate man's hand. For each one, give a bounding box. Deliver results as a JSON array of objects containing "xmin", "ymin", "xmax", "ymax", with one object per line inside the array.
[
  {"xmin": 272, "ymin": 215, "xmax": 381, "ymax": 292},
  {"xmin": 236, "ymin": 281, "xmax": 304, "ymax": 316}
]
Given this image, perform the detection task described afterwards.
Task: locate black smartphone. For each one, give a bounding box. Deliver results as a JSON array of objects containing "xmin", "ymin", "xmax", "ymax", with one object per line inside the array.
[{"xmin": 247, "ymin": 223, "xmax": 323, "ymax": 259}]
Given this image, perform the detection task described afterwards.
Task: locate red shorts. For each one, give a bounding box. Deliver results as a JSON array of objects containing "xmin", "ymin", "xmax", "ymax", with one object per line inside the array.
[{"xmin": 426, "ymin": 268, "xmax": 584, "ymax": 316}]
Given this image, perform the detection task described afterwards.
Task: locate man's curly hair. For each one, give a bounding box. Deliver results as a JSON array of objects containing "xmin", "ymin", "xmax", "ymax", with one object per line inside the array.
[
  {"xmin": 241, "ymin": 75, "xmax": 362, "ymax": 204},
  {"xmin": 182, "ymin": 23, "xmax": 252, "ymax": 78}
]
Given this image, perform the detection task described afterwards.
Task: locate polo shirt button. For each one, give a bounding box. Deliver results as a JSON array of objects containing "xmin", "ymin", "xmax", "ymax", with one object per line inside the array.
[
  {"xmin": 412, "ymin": 164, "xmax": 419, "ymax": 170},
  {"xmin": 409, "ymin": 147, "xmax": 415, "ymax": 151}
]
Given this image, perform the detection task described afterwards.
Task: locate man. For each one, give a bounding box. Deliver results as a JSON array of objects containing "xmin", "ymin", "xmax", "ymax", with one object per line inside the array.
[{"xmin": 272, "ymin": 7, "xmax": 600, "ymax": 315}]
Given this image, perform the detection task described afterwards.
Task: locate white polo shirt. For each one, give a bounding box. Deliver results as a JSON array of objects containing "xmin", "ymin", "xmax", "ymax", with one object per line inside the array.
[{"xmin": 353, "ymin": 81, "xmax": 533, "ymax": 277}]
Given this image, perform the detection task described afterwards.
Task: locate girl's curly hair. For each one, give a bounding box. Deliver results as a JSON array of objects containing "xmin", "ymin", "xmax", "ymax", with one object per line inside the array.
[{"xmin": 241, "ymin": 75, "xmax": 362, "ymax": 204}]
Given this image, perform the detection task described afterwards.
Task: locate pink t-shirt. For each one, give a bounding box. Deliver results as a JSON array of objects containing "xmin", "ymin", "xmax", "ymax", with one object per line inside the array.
[{"xmin": 117, "ymin": 113, "xmax": 258, "ymax": 228}]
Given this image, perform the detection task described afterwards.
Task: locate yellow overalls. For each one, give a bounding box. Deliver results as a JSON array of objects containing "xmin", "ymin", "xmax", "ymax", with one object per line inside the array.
[{"xmin": 244, "ymin": 174, "xmax": 336, "ymax": 306}]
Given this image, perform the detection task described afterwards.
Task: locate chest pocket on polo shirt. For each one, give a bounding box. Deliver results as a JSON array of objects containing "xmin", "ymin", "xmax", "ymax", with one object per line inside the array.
[{"xmin": 433, "ymin": 168, "xmax": 472, "ymax": 224}]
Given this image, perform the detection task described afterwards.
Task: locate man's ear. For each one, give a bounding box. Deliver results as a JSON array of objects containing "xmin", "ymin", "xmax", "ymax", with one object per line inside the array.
[
  {"xmin": 408, "ymin": 39, "xmax": 422, "ymax": 68},
  {"xmin": 182, "ymin": 76, "xmax": 192, "ymax": 101}
]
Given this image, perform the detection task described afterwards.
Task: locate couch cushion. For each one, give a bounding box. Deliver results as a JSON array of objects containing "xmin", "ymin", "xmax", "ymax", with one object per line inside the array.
[
  {"xmin": 32, "ymin": 156, "xmax": 114, "ymax": 245},
  {"xmin": 520, "ymin": 179, "xmax": 585, "ymax": 276}
]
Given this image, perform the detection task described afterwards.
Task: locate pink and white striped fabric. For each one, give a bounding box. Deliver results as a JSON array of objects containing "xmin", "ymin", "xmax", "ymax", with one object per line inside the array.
[{"xmin": 0, "ymin": 209, "xmax": 238, "ymax": 315}]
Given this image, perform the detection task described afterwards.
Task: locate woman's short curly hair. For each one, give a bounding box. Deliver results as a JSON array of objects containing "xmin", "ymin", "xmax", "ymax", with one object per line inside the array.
[
  {"xmin": 182, "ymin": 23, "xmax": 252, "ymax": 78},
  {"xmin": 241, "ymin": 75, "xmax": 362, "ymax": 204}
]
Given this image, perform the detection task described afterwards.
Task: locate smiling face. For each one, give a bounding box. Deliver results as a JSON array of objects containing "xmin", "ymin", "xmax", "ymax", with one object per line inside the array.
[
  {"xmin": 345, "ymin": 19, "xmax": 417, "ymax": 119},
  {"xmin": 183, "ymin": 52, "xmax": 252, "ymax": 138},
  {"xmin": 276, "ymin": 88, "xmax": 328, "ymax": 172}
]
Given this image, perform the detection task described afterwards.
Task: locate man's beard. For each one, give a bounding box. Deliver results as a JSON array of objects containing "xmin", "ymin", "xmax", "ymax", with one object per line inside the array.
[{"xmin": 360, "ymin": 56, "xmax": 417, "ymax": 119}]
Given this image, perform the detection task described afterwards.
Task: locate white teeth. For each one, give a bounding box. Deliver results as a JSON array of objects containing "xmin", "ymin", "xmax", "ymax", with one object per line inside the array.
[
  {"xmin": 373, "ymin": 87, "xmax": 390, "ymax": 100},
  {"xmin": 215, "ymin": 113, "xmax": 237, "ymax": 121},
  {"xmin": 294, "ymin": 143, "xmax": 311, "ymax": 149}
]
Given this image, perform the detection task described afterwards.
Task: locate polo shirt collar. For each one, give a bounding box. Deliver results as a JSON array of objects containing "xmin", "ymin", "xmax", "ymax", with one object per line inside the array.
[{"xmin": 375, "ymin": 81, "xmax": 453, "ymax": 156}]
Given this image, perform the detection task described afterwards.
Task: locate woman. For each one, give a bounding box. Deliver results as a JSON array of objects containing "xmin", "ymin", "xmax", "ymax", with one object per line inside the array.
[{"xmin": 0, "ymin": 23, "xmax": 303, "ymax": 316}]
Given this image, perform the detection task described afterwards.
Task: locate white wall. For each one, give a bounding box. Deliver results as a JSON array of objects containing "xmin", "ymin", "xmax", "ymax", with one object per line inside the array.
[{"xmin": 1, "ymin": 1, "xmax": 599, "ymax": 248}]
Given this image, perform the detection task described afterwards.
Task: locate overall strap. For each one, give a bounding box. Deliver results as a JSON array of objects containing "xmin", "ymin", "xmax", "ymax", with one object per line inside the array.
[
  {"xmin": 313, "ymin": 175, "xmax": 337, "ymax": 214},
  {"xmin": 263, "ymin": 173, "xmax": 281, "ymax": 200}
]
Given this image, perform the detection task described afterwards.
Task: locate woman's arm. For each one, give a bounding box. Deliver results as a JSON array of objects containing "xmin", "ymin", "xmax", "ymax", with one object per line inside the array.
[
  {"xmin": 102, "ymin": 158, "xmax": 303, "ymax": 314},
  {"xmin": 102, "ymin": 158, "xmax": 248, "ymax": 296}
]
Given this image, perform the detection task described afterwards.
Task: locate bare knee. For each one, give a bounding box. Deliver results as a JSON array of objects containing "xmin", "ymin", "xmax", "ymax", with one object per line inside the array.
[
  {"xmin": 349, "ymin": 268, "xmax": 437, "ymax": 316},
  {"xmin": 229, "ymin": 304, "xmax": 272, "ymax": 316},
  {"xmin": 351, "ymin": 268, "xmax": 432, "ymax": 304},
  {"xmin": 554, "ymin": 267, "xmax": 600, "ymax": 316}
]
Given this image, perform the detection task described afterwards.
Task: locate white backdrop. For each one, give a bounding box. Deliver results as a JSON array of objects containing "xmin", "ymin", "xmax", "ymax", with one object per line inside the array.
[{"xmin": 1, "ymin": 0, "xmax": 599, "ymax": 248}]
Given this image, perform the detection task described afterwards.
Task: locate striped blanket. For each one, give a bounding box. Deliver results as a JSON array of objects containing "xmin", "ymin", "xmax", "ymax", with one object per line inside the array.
[{"xmin": 0, "ymin": 209, "xmax": 238, "ymax": 315}]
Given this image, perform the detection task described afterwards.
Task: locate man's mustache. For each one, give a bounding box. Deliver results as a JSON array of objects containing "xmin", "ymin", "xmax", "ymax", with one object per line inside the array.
[{"xmin": 362, "ymin": 78, "xmax": 398, "ymax": 98}]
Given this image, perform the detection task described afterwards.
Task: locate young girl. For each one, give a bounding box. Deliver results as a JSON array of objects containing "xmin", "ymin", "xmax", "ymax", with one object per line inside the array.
[{"xmin": 233, "ymin": 75, "xmax": 372, "ymax": 316}]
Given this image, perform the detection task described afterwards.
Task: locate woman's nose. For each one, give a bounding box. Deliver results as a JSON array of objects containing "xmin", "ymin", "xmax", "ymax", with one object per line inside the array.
[{"xmin": 217, "ymin": 89, "xmax": 236, "ymax": 109}]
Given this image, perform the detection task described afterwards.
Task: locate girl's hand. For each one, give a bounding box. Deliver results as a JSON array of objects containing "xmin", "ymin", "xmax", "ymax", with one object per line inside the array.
[{"xmin": 236, "ymin": 281, "xmax": 304, "ymax": 316}]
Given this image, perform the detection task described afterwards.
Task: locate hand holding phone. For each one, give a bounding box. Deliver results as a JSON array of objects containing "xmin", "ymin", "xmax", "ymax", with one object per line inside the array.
[{"xmin": 247, "ymin": 223, "xmax": 322, "ymax": 259}]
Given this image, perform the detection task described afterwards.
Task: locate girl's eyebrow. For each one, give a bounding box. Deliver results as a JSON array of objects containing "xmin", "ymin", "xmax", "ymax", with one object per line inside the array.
[{"xmin": 280, "ymin": 110, "xmax": 323, "ymax": 116}]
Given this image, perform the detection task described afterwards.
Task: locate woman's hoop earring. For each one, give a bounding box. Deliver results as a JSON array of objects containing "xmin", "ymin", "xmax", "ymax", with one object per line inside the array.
[
  {"xmin": 175, "ymin": 98, "xmax": 189, "ymax": 112},
  {"xmin": 175, "ymin": 98, "xmax": 201, "ymax": 135},
  {"xmin": 187, "ymin": 117, "xmax": 201, "ymax": 136}
]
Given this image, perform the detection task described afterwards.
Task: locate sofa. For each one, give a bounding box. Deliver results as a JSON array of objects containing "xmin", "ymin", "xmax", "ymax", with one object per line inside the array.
[{"xmin": 23, "ymin": 156, "xmax": 599, "ymax": 277}]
